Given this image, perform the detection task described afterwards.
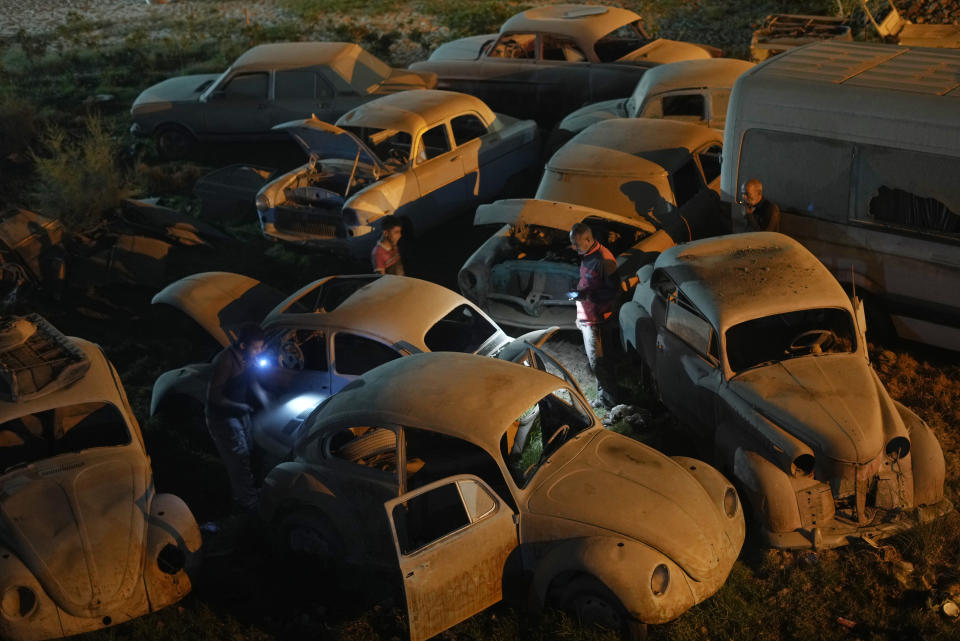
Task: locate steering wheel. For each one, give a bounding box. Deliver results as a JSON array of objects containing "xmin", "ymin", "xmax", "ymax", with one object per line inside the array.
[
  {"xmin": 279, "ymin": 339, "xmax": 305, "ymax": 370},
  {"xmin": 787, "ymin": 329, "xmax": 837, "ymax": 355}
]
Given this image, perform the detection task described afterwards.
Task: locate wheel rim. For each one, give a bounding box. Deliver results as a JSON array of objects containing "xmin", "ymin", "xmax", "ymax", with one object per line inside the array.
[{"xmin": 157, "ymin": 128, "xmax": 191, "ymax": 158}]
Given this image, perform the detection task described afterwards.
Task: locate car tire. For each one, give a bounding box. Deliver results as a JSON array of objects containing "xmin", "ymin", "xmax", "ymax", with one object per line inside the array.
[
  {"xmin": 155, "ymin": 125, "xmax": 196, "ymax": 160},
  {"xmin": 558, "ymin": 576, "xmax": 647, "ymax": 641},
  {"xmin": 273, "ymin": 508, "xmax": 343, "ymax": 567}
]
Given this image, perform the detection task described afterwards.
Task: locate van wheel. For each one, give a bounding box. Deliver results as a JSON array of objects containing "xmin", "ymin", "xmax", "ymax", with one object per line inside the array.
[
  {"xmin": 559, "ymin": 576, "xmax": 647, "ymax": 641},
  {"xmin": 155, "ymin": 125, "xmax": 196, "ymax": 160}
]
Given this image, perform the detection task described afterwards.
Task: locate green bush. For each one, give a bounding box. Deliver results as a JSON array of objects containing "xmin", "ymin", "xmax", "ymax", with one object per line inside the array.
[
  {"xmin": 420, "ymin": 0, "xmax": 529, "ymax": 37},
  {"xmin": 0, "ymin": 94, "xmax": 37, "ymax": 158},
  {"xmin": 31, "ymin": 114, "xmax": 134, "ymax": 232}
]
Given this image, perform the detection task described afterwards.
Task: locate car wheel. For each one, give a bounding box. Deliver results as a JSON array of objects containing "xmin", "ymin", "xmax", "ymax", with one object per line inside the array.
[
  {"xmin": 273, "ymin": 508, "xmax": 343, "ymax": 568},
  {"xmin": 155, "ymin": 125, "xmax": 196, "ymax": 160},
  {"xmin": 559, "ymin": 576, "xmax": 647, "ymax": 641}
]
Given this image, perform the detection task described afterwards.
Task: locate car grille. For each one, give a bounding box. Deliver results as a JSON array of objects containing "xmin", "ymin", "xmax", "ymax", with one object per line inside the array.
[{"xmin": 274, "ymin": 208, "xmax": 342, "ymax": 238}]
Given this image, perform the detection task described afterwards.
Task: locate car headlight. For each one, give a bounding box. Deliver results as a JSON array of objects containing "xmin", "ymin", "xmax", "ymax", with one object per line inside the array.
[
  {"xmin": 650, "ymin": 564, "xmax": 669, "ymax": 597},
  {"xmin": 157, "ymin": 544, "xmax": 186, "ymax": 575},
  {"xmin": 255, "ymin": 194, "xmax": 271, "ymax": 211},
  {"xmin": 885, "ymin": 436, "xmax": 910, "ymax": 460},
  {"xmin": 723, "ymin": 487, "xmax": 739, "ymax": 518},
  {"xmin": 1, "ymin": 586, "xmax": 37, "ymax": 619}
]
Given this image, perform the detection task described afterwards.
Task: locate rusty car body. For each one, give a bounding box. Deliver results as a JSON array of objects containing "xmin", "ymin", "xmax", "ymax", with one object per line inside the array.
[
  {"xmin": 619, "ymin": 232, "xmax": 953, "ymax": 548},
  {"xmin": 721, "ymin": 41, "xmax": 960, "ymax": 351},
  {"xmin": 537, "ymin": 118, "xmax": 727, "ymax": 239},
  {"xmin": 409, "ymin": 4, "xmax": 718, "ymax": 125},
  {"xmin": 130, "ymin": 42, "xmax": 437, "ymax": 157},
  {"xmin": 459, "ymin": 198, "xmax": 674, "ymax": 330},
  {"xmin": 0, "ymin": 314, "xmax": 201, "ymax": 641},
  {"xmin": 863, "ymin": 0, "xmax": 960, "ymax": 48},
  {"xmin": 551, "ymin": 58, "xmax": 753, "ymax": 153},
  {"xmin": 150, "ymin": 272, "xmax": 558, "ymax": 445},
  {"xmin": 749, "ymin": 14, "xmax": 852, "ymax": 62},
  {"xmin": 258, "ymin": 351, "xmax": 745, "ymax": 640},
  {"xmin": 254, "ymin": 90, "xmax": 539, "ymax": 254}
]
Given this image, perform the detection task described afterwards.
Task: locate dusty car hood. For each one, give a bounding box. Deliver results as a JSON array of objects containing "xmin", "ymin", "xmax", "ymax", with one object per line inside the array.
[
  {"xmin": 475, "ymin": 198, "xmax": 656, "ymax": 233},
  {"xmin": 559, "ymin": 98, "xmax": 628, "ymax": 132},
  {"xmin": 375, "ymin": 68, "xmax": 437, "ymax": 92},
  {"xmin": 729, "ymin": 355, "xmax": 886, "ymax": 464},
  {"xmin": 618, "ymin": 39, "xmax": 713, "ymax": 64},
  {"xmin": 274, "ymin": 118, "xmax": 389, "ymax": 176},
  {"xmin": 527, "ymin": 430, "xmax": 731, "ymax": 581},
  {"xmin": 0, "ymin": 453, "xmax": 148, "ymax": 616},
  {"xmin": 133, "ymin": 74, "xmax": 219, "ymax": 106}
]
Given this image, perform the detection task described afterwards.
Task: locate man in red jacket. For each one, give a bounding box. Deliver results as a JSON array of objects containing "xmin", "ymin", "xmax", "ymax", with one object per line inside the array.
[{"xmin": 570, "ymin": 222, "xmax": 619, "ymax": 409}]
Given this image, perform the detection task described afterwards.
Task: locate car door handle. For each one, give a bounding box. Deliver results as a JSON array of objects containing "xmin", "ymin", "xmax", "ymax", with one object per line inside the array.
[{"xmin": 449, "ymin": 155, "xmax": 461, "ymax": 162}]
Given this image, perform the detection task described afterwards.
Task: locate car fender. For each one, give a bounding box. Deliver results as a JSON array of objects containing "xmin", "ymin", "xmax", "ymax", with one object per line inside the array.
[
  {"xmin": 528, "ymin": 536, "xmax": 696, "ymax": 625},
  {"xmin": 671, "ymin": 456, "xmax": 746, "ymax": 549},
  {"xmin": 732, "ymin": 448, "xmax": 802, "ymax": 533},
  {"xmin": 0, "ymin": 542, "xmax": 62, "ymax": 641},
  {"xmin": 894, "ymin": 401, "xmax": 945, "ymax": 506},
  {"xmin": 143, "ymin": 493, "xmax": 201, "ymax": 610},
  {"xmin": 149, "ymin": 363, "xmax": 211, "ymax": 416},
  {"xmin": 345, "ymin": 173, "xmax": 417, "ymax": 226}
]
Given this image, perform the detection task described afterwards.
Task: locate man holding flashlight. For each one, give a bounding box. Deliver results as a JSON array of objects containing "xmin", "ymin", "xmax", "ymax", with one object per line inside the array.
[
  {"xmin": 569, "ymin": 222, "xmax": 619, "ymax": 409},
  {"xmin": 205, "ymin": 323, "xmax": 269, "ymax": 514}
]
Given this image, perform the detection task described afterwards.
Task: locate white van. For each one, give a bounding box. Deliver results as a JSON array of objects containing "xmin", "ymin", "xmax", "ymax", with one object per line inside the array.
[{"xmin": 721, "ymin": 40, "xmax": 960, "ymax": 351}]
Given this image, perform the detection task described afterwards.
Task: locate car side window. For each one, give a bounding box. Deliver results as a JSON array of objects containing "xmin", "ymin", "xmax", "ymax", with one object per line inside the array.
[
  {"xmin": 651, "ymin": 269, "xmax": 677, "ymax": 301},
  {"xmin": 488, "ymin": 33, "xmax": 537, "ymax": 59},
  {"xmin": 222, "ymin": 72, "xmax": 268, "ymax": 100},
  {"xmin": 392, "ymin": 478, "xmax": 496, "ymax": 555},
  {"xmin": 665, "ymin": 301, "xmax": 716, "ymax": 363},
  {"xmin": 661, "ymin": 93, "xmax": 706, "ymax": 121},
  {"xmin": 541, "ymin": 34, "xmax": 587, "ymax": 62},
  {"xmin": 450, "ymin": 114, "xmax": 488, "ymax": 146},
  {"xmin": 417, "ymin": 124, "xmax": 451, "ymax": 162},
  {"xmin": 698, "ymin": 144, "xmax": 722, "ymax": 184},
  {"xmin": 275, "ymin": 70, "xmax": 334, "ymax": 100},
  {"xmin": 334, "ymin": 333, "xmax": 401, "ymax": 375},
  {"xmin": 671, "ymin": 158, "xmax": 705, "ymax": 206}
]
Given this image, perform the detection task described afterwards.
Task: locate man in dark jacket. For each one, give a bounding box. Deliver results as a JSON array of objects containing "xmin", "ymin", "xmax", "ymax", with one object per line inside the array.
[
  {"xmin": 570, "ymin": 222, "xmax": 619, "ymax": 409},
  {"xmin": 205, "ymin": 323, "xmax": 269, "ymax": 513},
  {"xmin": 740, "ymin": 178, "xmax": 781, "ymax": 232}
]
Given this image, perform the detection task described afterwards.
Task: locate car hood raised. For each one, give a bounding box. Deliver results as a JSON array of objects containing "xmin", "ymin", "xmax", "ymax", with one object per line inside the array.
[
  {"xmin": 133, "ymin": 74, "xmax": 219, "ymax": 106},
  {"xmin": 0, "ymin": 453, "xmax": 149, "ymax": 616},
  {"xmin": 527, "ymin": 430, "xmax": 731, "ymax": 581},
  {"xmin": 729, "ymin": 355, "xmax": 886, "ymax": 464},
  {"xmin": 274, "ymin": 118, "xmax": 389, "ymax": 176}
]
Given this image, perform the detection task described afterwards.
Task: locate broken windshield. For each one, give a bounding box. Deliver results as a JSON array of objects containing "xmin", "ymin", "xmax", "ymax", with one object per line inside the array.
[
  {"xmin": 501, "ymin": 388, "xmax": 593, "ymax": 488},
  {"xmin": 726, "ymin": 308, "xmax": 857, "ymax": 375},
  {"xmin": 0, "ymin": 402, "xmax": 132, "ymax": 474}
]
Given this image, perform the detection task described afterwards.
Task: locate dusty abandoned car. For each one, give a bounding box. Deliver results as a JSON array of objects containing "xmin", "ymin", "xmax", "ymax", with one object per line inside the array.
[
  {"xmin": 150, "ymin": 272, "xmax": 558, "ymax": 437},
  {"xmin": 130, "ymin": 42, "xmax": 437, "ymax": 158},
  {"xmin": 0, "ymin": 314, "xmax": 201, "ymax": 641},
  {"xmin": 620, "ymin": 232, "xmax": 952, "ymax": 548},
  {"xmin": 550, "ymin": 58, "xmax": 753, "ymax": 153},
  {"xmin": 409, "ymin": 4, "xmax": 719, "ymax": 125},
  {"xmin": 537, "ymin": 118, "xmax": 727, "ymax": 239},
  {"xmin": 259, "ymin": 351, "xmax": 745, "ymax": 640},
  {"xmin": 255, "ymin": 90, "xmax": 539, "ymax": 254},
  {"xmin": 459, "ymin": 198, "xmax": 675, "ymax": 330}
]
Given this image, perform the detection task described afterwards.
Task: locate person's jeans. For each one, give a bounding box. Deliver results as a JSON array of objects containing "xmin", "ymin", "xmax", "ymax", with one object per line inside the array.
[
  {"xmin": 578, "ymin": 318, "xmax": 619, "ymax": 405},
  {"xmin": 206, "ymin": 414, "xmax": 258, "ymax": 513}
]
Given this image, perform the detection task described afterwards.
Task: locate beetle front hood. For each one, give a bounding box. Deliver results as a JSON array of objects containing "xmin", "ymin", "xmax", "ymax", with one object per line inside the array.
[
  {"xmin": 132, "ymin": 74, "xmax": 219, "ymax": 107},
  {"xmin": 0, "ymin": 454, "xmax": 149, "ymax": 617},
  {"xmin": 527, "ymin": 431, "xmax": 732, "ymax": 581},
  {"xmin": 729, "ymin": 355, "xmax": 886, "ymax": 464}
]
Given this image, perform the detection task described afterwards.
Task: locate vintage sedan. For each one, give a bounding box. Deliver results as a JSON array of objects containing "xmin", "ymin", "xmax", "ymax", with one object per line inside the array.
[
  {"xmin": 254, "ymin": 90, "xmax": 539, "ymax": 255},
  {"xmin": 150, "ymin": 272, "xmax": 558, "ymax": 441},
  {"xmin": 258, "ymin": 351, "xmax": 745, "ymax": 640},
  {"xmin": 410, "ymin": 4, "xmax": 719, "ymax": 125},
  {"xmin": 0, "ymin": 315, "xmax": 201, "ymax": 641},
  {"xmin": 620, "ymin": 232, "xmax": 953, "ymax": 548},
  {"xmin": 459, "ymin": 198, "xmax": 675, "ymax": 330},
  {"xmin": 130, "ymin": 42, "xmax": 437, "ymax": 158},
  {"xmin": 537, "ymin": 118, "xmax": 727, "ymax": 239},
  {"xmin": 549, "ymin": 58, "xmax": 754, "ymax": 154}
]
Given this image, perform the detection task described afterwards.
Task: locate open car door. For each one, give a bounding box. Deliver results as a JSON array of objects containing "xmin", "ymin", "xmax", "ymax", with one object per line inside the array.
[
  {"xmin": 385, "ymin": 475, "xmax": 518, "ymax": 641},
  {"xmin": 152, "ymin": 271, "xmax": 287, "ymax": 347}
]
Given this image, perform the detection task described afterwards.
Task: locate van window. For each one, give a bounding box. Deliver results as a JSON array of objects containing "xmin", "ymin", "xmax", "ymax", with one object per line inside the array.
[
  {"xmin": 853, "ymin": 144, "xmax": 960, "ymax": 237},
  {"xmin": 738, "ymin": 130, "xmax": 852, "ymax": 223}
]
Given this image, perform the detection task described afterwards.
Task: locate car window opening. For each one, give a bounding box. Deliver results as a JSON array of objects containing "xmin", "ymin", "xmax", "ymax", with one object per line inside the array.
[
  {"xmin": 424, "ymin": 304, "xmax": 498, "ymax": 353},
  {"xmin": 489, "ymin": 33, "xmax": 538, "ymax": 59},
  {"xmin": 595, "ymin": 21, "xmax": 650, "ymax": 62},
  {"xmin": 393, "ymin": 480, "xmax": 471, "ymax": 555}
]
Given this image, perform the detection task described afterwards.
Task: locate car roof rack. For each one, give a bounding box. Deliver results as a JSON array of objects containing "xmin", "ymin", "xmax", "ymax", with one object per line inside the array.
[{"xmin": 0, "ymin": 313, "xmax": 90, "ymax": 402}]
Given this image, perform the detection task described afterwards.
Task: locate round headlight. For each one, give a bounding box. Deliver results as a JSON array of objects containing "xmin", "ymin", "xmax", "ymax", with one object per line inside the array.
[
  {"xmin": 885, "ymin": 437, "xmax": 910, "ymax": 460},
  {"xmin": 1, "ymin": 586, "xmax": 37, "ymax": 619},
  {"xmin": 255, "ymin": 194, "xmax": 271, "ymax": 211},
  {"xmin": 650, "ymin": 564, "xmax": 669, "ymax": 597},
  {"xmin": 723, "ymin": 487, "xmax": 739, "ymax": 518},
  {"xmin": 157, "ymin": 544, "xmax": 185, "ymax": 575}
]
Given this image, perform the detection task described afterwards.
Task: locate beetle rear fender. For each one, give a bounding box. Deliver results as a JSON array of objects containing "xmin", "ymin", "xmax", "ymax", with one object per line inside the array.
[
  {"xmin": 529, "ymin": 536, "xmax": 696, "ymax": 625},
  {"xmin": 260, "ymin": 465, "xmax": 352, "ymax": 535},
  {"xmin": 732, "ymin": 448, "xmax": 803, "ymax": 534},
  {"xmin": 143, "ymin": 493, "xmax": 201, "ymax": 611},
  {"xmin": 894, "ymin": 401, "xmax": 945, "ymax": 506}
]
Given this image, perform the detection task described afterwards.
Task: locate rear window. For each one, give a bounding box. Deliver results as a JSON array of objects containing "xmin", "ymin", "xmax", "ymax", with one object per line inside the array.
[
  {"xmin": 424, "ymin": 305, "xmax": 498, "ymax": 353},
  {"xmin": 0, "ymin": 402, "xmax": 131, "ymax": 473},
  {"xmin": 594, "ymin": 21, "xmax": 650, "ymax": 62}
]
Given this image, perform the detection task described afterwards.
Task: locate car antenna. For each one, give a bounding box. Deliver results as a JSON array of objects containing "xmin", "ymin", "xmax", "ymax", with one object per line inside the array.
[{"xmin": 851, "ymin": 264, "xmax": 856, "ymax": 300}]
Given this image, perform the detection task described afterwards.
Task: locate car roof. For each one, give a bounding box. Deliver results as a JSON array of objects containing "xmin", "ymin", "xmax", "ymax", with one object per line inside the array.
[
  {"xmin": 547, "ymin": 118, "xmax": 722, "ymax": 177},
  {"xmin": 231, "ymin": 42, "xmax": 389, "ymax": 90},
  {"xmin": 337, "ymin": 90, "xmax": 495, "ymax": 133},
  {"xmin": 631, "ymin": 58, "xmax": 754, "ymax": 101},
  {"xmin": 0, "ymin": 338, "xmax": 125, "ymax": 423},
  {"xmin": 475, "ymin": 198, "xmax": 658, "ymax": 233},
  {"xmin": 308, "ymin": 352, "xmax": 569, "ymax": 453},
  {"xmin": 655, "ymin": 232, "xmax": 851, "ymax": 331},
  {"xmin": 266, "ymin": 275, "xmax": 496, "ymax": 351},
  {"xmin": 502, "ymin": 4, "xmax": 639, "ymax": 43}
]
